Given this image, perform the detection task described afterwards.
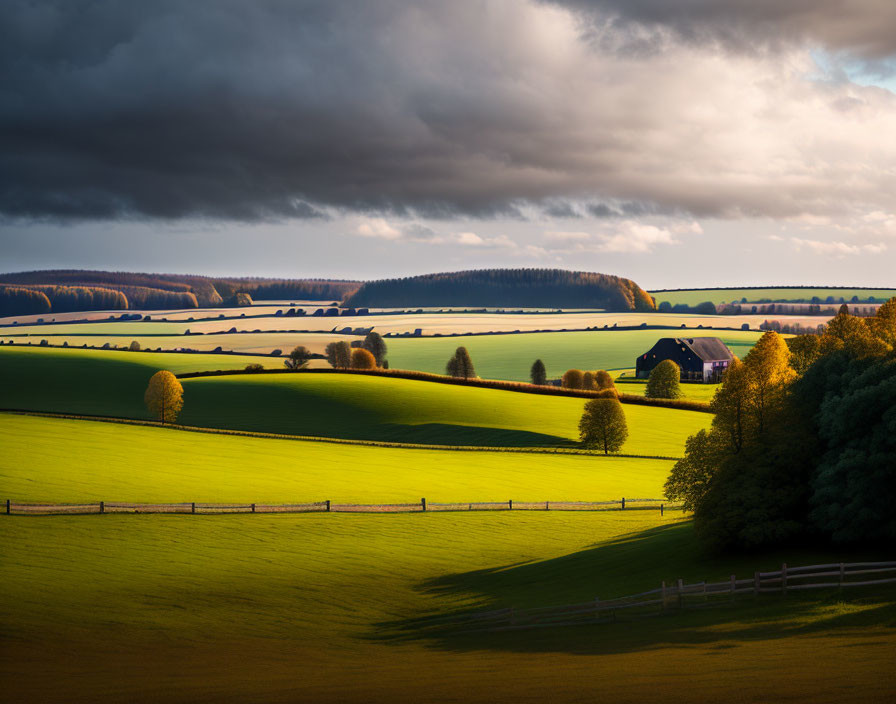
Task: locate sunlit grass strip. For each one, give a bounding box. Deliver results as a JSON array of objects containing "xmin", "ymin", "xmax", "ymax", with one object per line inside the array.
[{"xmin": 0, "ymin": 410, "xmax": 680, "ymax": 459}]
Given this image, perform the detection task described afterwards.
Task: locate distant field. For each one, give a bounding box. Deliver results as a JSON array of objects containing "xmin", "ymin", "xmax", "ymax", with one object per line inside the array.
[
  {"xmin": 387, "ymin": 329, "xmax": 767, "ymax": 381},
  {"xmin": 651, "ymin": 287, "xmax": 896, "ymax": 306},
  {"xmin": 0, "ymin": 332, "xmax": 348, "ymax": 355},
  {"xmin": 0, "ymin": 329, "xmax": 767, "ymax": 386},
  {"xmin": 2, "ymin": 505, "xmax": 893, "ymax": 703},
  {"xmin": 2, "ymin": 310, "xmax": 829, "ymax": 340},
  {"xmin": 0, "ymin": 349, "xmax": 710, "ymax": 451}
]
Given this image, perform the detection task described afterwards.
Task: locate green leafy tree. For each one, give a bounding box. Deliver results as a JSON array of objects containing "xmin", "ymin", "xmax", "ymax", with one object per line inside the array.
[
  {"xmin": 446, "ymin": 347, "xmax": 476, "ymax": 379},
  {"xmin": 362, "ymin": 331, "xmax": 388, "ymax": 367},
  {"xmin": 561, "ymin": 369, "xmax": 584, "ymax": 389},
  {"xmin": 664, "ymin": 429, "xmax": 724, "ymax": 511},
  {"xmin": 128, "ymin": 340, "xmax": 141, "ymax": 352},
  {"xmin": 709, "ymin": 358, "xmax": 750, "ymax": 453},
  {"xmin": 351, "ymin": 347, "xmax": 377, "ymax": 369},
  {"xmin": 144, "ymin": 370, "xmax": 184, "ymax": 423},
  {"xmin": 645, "ymin": 360, "xmax": 682, "ymax": 399},
  {"xmin": 325, "ymin": 341, "xmax": 352, "ymax": 369},
  {"xmin": 869, "ymin": 297, "xmax": 896, "ymax": 346},
  {"xmin": 530, "ymin": 359, "xmax": 547, "ymax": 385},
  {"xmin": 578, "ymin": 398, "xmax": 628, "ymax": 454},
  {"xmin": 582, "ymin": 371, "xmax": 596, "ymax": 390},
  {"xmin": 284, "ymin": 345, "xmax": 312, "ymax": 370}
]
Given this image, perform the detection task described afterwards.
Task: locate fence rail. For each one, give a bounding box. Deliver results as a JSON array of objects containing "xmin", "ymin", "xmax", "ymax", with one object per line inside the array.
[
  {"xmin": 416, "ymin": 561, "xmax": 896, "ymax": 633},
  {"xmin": 3, "ymin": 497, "xmax": 675, "ymax": 516}
]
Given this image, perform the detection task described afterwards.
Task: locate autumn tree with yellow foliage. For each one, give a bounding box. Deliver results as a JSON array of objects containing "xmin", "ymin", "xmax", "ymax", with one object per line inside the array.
[{"xmin": 144, "ymin": 370, "xmax": 184, "ymax": 423}]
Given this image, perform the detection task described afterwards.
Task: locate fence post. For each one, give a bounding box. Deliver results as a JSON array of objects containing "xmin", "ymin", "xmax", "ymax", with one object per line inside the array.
[
  {"xmin": 545, "ymin": 501, "xmax": 549, "ymax": 511},
  {"xmin": 191, "ymin": 502, "xmax": 196, "ymax": 514},
  {"xmin": 6, "ymin": 499, "xmax": 10, "ymax": 515},
  {"xmin": 100, "ymin": 501, "xmax": 104, "ymax": 514},
  {"xmin": 421, "ymin": 497, "xmax": 426, "ymax": 512},
  {"xmin": 326, "ymin": 500, "xmax": 331, "ymax": 512},
  {"xmin": 781, "ymin": 563, "xmax": 787, "ymax": 594},
  {"xmin": 754, "ymin": 571, "xmax": 760, "ymax": 595},
  {"xmin": 509, "ymin": 499, "xmax": 513, "ymax": 510},
  {"xmin": 660, "ymin": 503, "xmax": 664, "ymax": 516},
  {"xmin": 621, "ymin": 497, "xmax": 625, "ymax": 510},
  {"xmin": 251, "ymin": 503, "xmax": 256, "ymax": 513}
]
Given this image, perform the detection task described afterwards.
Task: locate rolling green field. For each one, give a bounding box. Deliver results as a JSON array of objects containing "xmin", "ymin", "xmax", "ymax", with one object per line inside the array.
[
  {"xmin": 387, "ymin": 329, "xmax": 765, "ymax": 381},
  {"xmin": 0, "ymin": 347, "xmax": 711, "ymax": 451},
  {"xmin": 2, "ymin": 509, "xmax": 893, "ymax": 703},
  {"xmin": 650, "ymin": 287, "xmax": 896, "ymax": 306},
  {"xmin": 0, "ymin": 413, "xmax": 675, "ymax": 502}
]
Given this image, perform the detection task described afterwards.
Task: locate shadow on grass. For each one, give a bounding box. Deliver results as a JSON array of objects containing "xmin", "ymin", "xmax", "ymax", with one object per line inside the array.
[{"xmin": 371, "ymin": 522, "xmax": 896, "ymax": 655}]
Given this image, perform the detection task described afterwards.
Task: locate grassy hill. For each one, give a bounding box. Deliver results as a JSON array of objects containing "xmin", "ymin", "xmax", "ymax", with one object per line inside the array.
[
  {"xmin": 0, "ymin": 414, "xmax": 673, "ymax": 502},
  {"xmin": 345, "ymin": 268, "xmax": 655, "ymax": 310},
  {"xmin": 0, "ymin": 348, "xmax": 711, "ymax": 451},
  {"xmin": 2, "ymin": 499, "xmax": 893, "ymax": 703}
]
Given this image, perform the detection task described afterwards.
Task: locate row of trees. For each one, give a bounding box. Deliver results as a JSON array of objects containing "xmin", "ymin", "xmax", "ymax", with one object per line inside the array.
[
  {"xmin": 665, "ymin": 298, "xmax": 896, "ymax": 550},
  {"xmin": 345, "ymin": 268, "xmax": 655, "ymax": 311}
]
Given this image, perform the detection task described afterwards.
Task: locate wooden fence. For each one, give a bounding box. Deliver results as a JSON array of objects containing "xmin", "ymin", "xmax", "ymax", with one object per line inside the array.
[
  {"xmin": 3, "ymin": 497, "xmax": 674, "ymax": 516},
  {"xmin": 415, "ymin": 561, "xmax": 896, "ymax": 633}
]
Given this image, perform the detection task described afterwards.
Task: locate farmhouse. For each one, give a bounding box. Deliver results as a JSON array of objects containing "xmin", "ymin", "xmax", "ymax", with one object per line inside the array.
[{"xmin": 635, "ymin": 337, "xmax": 734, "ymax": 383}]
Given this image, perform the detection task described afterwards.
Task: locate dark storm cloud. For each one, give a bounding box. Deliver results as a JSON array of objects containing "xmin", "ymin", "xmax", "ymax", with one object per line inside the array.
[
  {"xmin": 551, "ymin": 0, "xmax": 896, "ymax": 57},
  {"xmin": 1, "ymin": 0, "xmax": 895, "ymax": 223}
]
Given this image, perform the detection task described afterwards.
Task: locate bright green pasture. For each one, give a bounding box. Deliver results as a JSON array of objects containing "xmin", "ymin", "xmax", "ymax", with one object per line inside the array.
[
  {"xmin": 0, "ymin": 348, "xmax": 711, "ymax": 451},
  {"xmin": 178, "ymin": 373, "xmax": 710, "ymax": 452},
  {"xmin": 0, "ymin": 414, "xmax": 674, "ymax": 502},
  {"xmin": 1, "ymin": 511, "xmax": 893, "ymax": 703},
  {"xmin": 0, "ymin": 346, "xmax": 276, "ymax": 418},
  {"xmin": 651, "ymin": 287, "xmax": 896, "ymax": 306},
  {"xmin": 387, "ymin": 329, "xmax": 764, "ymax": 381}
]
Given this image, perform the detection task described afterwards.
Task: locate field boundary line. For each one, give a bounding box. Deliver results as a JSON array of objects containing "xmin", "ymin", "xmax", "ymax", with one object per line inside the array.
[
  {"xmin": 0, "ymin": 409, "xmax": 682, "ymax": 460},
  {"xmin": 3, "ymin": 497, "xmax": 680, "ymax": 516}
]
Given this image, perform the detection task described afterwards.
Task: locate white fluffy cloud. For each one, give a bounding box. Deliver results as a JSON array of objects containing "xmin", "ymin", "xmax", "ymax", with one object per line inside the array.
[{"xmin": 791, "ymin": 238, "xmax": 887, "ymax": 256}]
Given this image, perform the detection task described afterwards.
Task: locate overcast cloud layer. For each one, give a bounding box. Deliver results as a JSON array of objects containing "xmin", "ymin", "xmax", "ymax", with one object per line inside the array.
[{"xmin": 2, "ymin": 0, "xmax": 895, "ymax": 226}]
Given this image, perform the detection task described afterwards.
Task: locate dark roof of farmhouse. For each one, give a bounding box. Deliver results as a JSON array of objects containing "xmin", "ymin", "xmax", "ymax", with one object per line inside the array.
[{"xmin": 676, "ymin": 337, "xmax": 735, "ymax": 361}]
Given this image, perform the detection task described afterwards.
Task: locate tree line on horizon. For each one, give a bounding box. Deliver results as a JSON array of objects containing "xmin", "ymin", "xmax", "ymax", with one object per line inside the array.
[
  {"xmin": 343, "ymin": 268, "xmax": 655, "ymax": 311},
  {"xmin": 0, "ymin": 270, "xmax": 362, "ymax": 316}
]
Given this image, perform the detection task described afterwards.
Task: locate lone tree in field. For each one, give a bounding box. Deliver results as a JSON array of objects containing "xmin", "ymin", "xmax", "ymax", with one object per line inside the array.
[
  {"xmin": 362, "ymin": 331, "xmax": 388, "ymax": 367},
  {"xmin": 325, "ymin": 340, "xmax": 352, "ymax": 369},
  {"xmin": 446, "ymin": 347, "xmax": 476, "ymax": 379},
  {"xmin": 561, "ymin": 368, "xmax": 584, "ymax": 389},
  {"xmin": 144, "ymin": 370, "xmax": 184, "ymax": 424},
  {"xmin": 645, "ymin": 360, "xmax": 682, "ymax": 399},
  {"xmin": 128, "ymin": 340, "xmax": 141, "ymax": 351},
  {"xmin": 579, "ymin": 398, "xmax": 628, "ymax": 454},
  {"xmin": 284, "ymin": 345, "xmax": 312, "ymax": 370},
  {"xmin": 530, "ymin": 359, "xmax": 547, "ymax": 385},
  {"xmin": 351, "ymin": 347, "xmax": 377, "ymax": 369}
]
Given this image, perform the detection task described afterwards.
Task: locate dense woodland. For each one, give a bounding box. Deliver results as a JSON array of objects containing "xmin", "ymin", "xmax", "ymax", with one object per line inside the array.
[
  {"xmin": 665, "ymin": 299, "xmax": 896, "ymax": 550},
  {"xmin": 0, "ymin": 270, "xmax": 361, "ymax": 315},
  {"xmin": 345, "ymin": 269, "xmax": 655, "ymax": 310}
]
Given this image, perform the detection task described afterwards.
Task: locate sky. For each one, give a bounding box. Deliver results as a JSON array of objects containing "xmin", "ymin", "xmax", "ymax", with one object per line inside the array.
[{"xmin": 1, "ymin": 0, "xmax": 895, "ymax": 288}]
